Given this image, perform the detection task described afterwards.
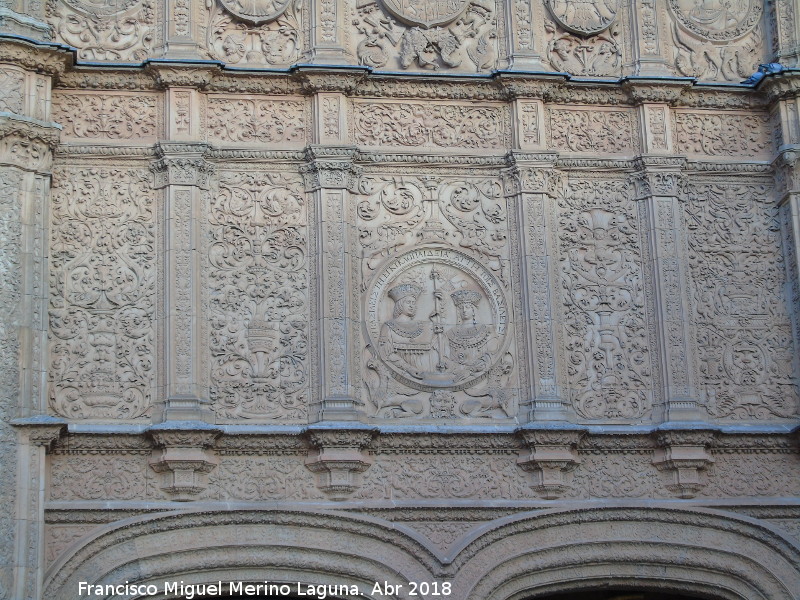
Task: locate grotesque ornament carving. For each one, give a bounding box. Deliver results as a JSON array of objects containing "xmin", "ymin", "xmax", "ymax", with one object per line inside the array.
[
  {"xmin": 558, "ymin": 180, "xmax": 654, "ymax": 421},
  {"xmin": 208, "ymin": 171, "xmax": 308, "ymax": 421},
  {"xmin": 669, "ymin": 0, "xmax": 761, "ymax": 42},
  {"xmin": 46, "ymin": 0, "xmax": 155, "ymax": 61},
  {"xmin": 545, "ymin": 0, "xmax": 619, "ymax": 36},
  {"xmin": 219, "ymin": 0, "xmax": 293, "ymax": 24},
  {"xmin": 545, "ymin": 20, "xmax": 621, "ymax": 77},
  {"xmin": 49, "ymin": 168, "xmax": 155, "ymax": 420},
  {"xmin": 207, "ymin": 0, "xmax": 301, "ymax": 65},
  {"xmin": 354, "ymin": 0, "xmax": 497, "ymax": 72}
]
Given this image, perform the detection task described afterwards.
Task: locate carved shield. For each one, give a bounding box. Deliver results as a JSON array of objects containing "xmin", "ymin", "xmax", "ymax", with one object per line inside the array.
[
  {"xmin": 669, "ymin": 0, "xmax": 761, "ymax": 41},
  {"xmin": 219, "ymin": 0, "xmax": 293, "ymax": 25},
  {"xmin": 381, "ymin": 0, "xmax": 471, "ymax": 29},
  {"xmin": 546, "ymin": 0, "xmax": 620, "ymax": 36}
]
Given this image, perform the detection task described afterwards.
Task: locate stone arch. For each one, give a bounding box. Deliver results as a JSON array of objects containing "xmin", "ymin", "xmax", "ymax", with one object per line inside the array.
[
  {"xmin": 447, "ymin": 505, "xmax": 800, "ymax": 600},
  {"xmin": 43, "ymin": 508, "xmax": 441, "ymax": 600}
]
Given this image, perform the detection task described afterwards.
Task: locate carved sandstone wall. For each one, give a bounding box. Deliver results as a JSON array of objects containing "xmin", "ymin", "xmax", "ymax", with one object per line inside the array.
[{"xmin": 0, "ymin": 1, "xmax": 800, "ymax": 599}]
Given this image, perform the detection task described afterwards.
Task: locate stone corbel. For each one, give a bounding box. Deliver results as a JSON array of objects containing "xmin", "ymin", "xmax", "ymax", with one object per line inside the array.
[
  {"xmin": 11, "ymin": 415, "xmax": 67, "ymax": 450},
  {"xmin": 304, "ymin": 426, "xmax": 377, "ymax": 500},
  {"xmin": 148, "ymin": 424, "xmax": 222, "ymax": 501},
  {"xmin": 517, "ymin": 428, "xmax": 584, "ymax": 499},
  {"xmin": 300, "ymin": 146, "xmax": 361, "ymax": 193},
  {"xmin": 653, "ymin": 429, "xmax": 716, "ymax": 499}
]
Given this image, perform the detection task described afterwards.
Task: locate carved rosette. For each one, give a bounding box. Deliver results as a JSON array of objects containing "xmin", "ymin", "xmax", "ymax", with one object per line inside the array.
[
  {"xmin": 304, "ymin": 427, "xmax": 377, "ymax": 500},
  {"xmin": 206, "ymin": 0, "xmax": 301, "ymax": 66},
  {"xmin": 46, "ymin": 0, "xmax": 155, "ymax": 62},
  {"xmin": 353, "ymin": 0, "xmax": 498, "ymax": 72}
]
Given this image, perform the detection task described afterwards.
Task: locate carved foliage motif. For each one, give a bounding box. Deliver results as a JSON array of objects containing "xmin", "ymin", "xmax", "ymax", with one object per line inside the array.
[
  {"xmin": 206, "ymin": 456, "xmax": 323, "ymax": 500},
  {"xmin": 0, "ymin": 69, "xmax": 24, "ymax": 114},
  {"xmin": 358, "ymin": 175, "xmax": 517, "ymax": 420},
  {"xmin": 206, "ymin": 97, "xmax": 306, "ymax": 145},
  {"xmin": 675, "ymin": 112, "xmax": 771, "ymax": 157},
  {"xmin": 207, "ymin": 0, "xmax": 301, "ymax": 66},
  {"xmin": 49, "ymin": 167, "xmax": 155, "ymax": 420},
  {"xmin": 557, "ymin": 179, "xmax": 654, "ymax": 421},
  {"xmin": 683, "ymin": 184, "xmax": 799, "ymax": 420},
  {"xmin": 549, "ymin": 109, "xmax": 636, "ymax": 154},
  {"xmin": 545, "ymin": 17, "xmax": 622, "ymax": 77},
  {"xmin": 353, "ymin": 0, "xmax": 497, "ymax": 72},
  {"xmin": 353, "ymin": 102, "xmax": 507, "ymax": 149},
  {"xmin": 51, "ymin": 93, "xmax": 158, "ymax": 140},
  {"xmin": 208, "ymin": 170, "xmax": 308, "ymax": 421},
  {"xmin": 49, "ymin": 454, "xmax": 149, "ymax": 500},
  {"xmin": 46, "ymin": 0, "xmax": 155, "ymax": 61}
]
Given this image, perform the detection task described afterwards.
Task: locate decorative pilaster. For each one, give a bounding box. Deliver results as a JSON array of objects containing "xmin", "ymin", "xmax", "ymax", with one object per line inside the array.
[
  {"xmin": 10, "ymin": 417, "xmax": 64, "ymax": 600},
  {"xmin": 302, "ymin": 145, "xmax": 362, "ymax": 421},
  {"xmin": 158, "ymin": 0, "xmax": 202, "ymax": 58},
  {"xmin": 304, "ymin": 426, "xmax": 376, "ymax": 500},
  {"xmin": 772, "ymin": 0, "xmax": 799, "ymax": 67},
  {"xmin": 504, "ymin": 0, "xmax": 545, "ymax": 70},
  {"xmin": 630, "ymin": 0, "xmax": 671, "ymax": 75},
  {"xmin": 653, "ymin": 428, "xmax": 715, "ymax": 498},
  {"xmin": 151, "ymin": 142, "xmax": 214, "ymax": 423},
  {"xmin": 306, "ymin": 0, "xmax": 352, "ymax": 64},
  {"xmin": 148, "ymin": 423, "xmax": 222, "ymax": 501},
  {"xmin": 505, "ymin": 152, "xmax": 569, "ymax": 422},
  {"xmin": 516, "ymin": 427, "xmax": 584, "ymax": 499}
]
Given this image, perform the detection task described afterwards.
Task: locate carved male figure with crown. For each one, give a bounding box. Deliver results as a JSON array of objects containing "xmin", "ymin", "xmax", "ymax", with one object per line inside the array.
[{"xmin": 379, "ymin": 282, "xmax": 436, "ymax": 379}]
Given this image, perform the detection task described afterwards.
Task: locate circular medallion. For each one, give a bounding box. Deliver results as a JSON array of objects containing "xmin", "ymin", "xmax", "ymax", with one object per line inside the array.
[
  {"xmin": 366, "ymin": 248, "xmax": 510, "ymax": 391},
  {"xmin": 546, "ymin": 0, "xmax": 620, "ymax": 36},
  {"xmin": 219, "ymin": 0, "xmax": 293, "ymax": 25},
  {"xmin": 62, "ymin": 0, "xmax": 141, "ymax": 18},
  {"xmin": 380, "ymin": 0, "xmax": 470, "ymax": 29},
  {"xmin": 668, "ymin": 0, "xmax": 761, "ymax": 41}
]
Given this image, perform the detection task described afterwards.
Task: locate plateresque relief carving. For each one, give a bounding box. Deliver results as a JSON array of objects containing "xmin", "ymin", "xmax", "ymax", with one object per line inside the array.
[
  {"xmin": 208, "ymin": 170, "xmax": 309, "ymax": 421},
  {"xmin": 206, "ymin": 96, "xmax": 307, "ymax": 145},
  {"xmin": 544, "ymin": 0, "xmax": 622, "ymax": 77},
  {"xmin": 683, "ymin": 183, "xmax": 799, "ymax": 420},
  {"xmin": 353, "ymin": 0, "xmax": 498, "ymax": 72},
  {"xmin": 51, "ymin": 93, "xmax": 159, "ymax": 141},
  {"xmin": 46, "ymin": 0, "xmax": 155, "ymax": 61},
  {"xmin": 359, "ymin": 176, "xmax": 518, "ymax": 420},
  {"xmin": 49, "ymin": 167, "xmax": 156, "ymax": 420},
  {"xmin": 557, "ymin": 179, "xmax": 654, "ymax": 421},
  {"xmin": 206, "ymin": 0, "xmax": 302, "ymax": 66},
  {"xmin": 669, "ymin": 0, "xmax": 764, "ymax": 81}
]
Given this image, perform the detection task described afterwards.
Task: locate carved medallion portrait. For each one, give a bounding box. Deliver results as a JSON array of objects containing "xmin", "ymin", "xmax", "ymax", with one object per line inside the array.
[
  {"xmin": 669, "ymin": 0, "xmax": 762, "ymax": 41},
  {"xmin": 219, "ymin": 0, "xmax": 293, "ymax": 24},
  {"xmin": 380, "ymin": 0, "xmax": 470, "ymax": 28},
  {"xmin": 546, "ymin": 0, "xmax": 619, "ymax": 36},
  {"xmin": 366, "ymin": 248, "xmax": 509, "ymax": 392}
]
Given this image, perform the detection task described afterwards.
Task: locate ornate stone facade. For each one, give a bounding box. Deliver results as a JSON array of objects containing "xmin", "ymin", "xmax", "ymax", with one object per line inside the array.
[{"xmin": 0, "ymin": 1, "xmax": 799, "ymax": 599}]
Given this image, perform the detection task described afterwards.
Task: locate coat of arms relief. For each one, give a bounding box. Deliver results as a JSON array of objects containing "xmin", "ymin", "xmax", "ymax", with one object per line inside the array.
[{"xmin": 353, "ymin": 0, "xmax": 498, "ymax": 71}]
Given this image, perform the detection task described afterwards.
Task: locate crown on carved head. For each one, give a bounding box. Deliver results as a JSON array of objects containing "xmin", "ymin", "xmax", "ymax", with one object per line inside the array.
[
  {"xmin": 450, "ymin": 289, "xmax": 481, "ymax": 307},
  {"xmin": 387, "ymin": 283, "xmax": 422, "ymax": 302}
]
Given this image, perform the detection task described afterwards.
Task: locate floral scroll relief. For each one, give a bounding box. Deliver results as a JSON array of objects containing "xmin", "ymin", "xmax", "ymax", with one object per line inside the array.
[
  {"xmin": 206, "ymin": 0, "xmax": 301, "ymax": 66},
  {"xmin": 683, "ymin": 183, "xmax": 799, "ymax": 420},
  {"xmin": 353, "ymin": 0, "xmax": 498, "ymax": 72},
  {"xmin": 49, "ymin": 168, "xmax": 155, "ymax": 420},
  {"xmin": 669, "ymin": 0, "xmax": 764, "ymax": 82},
  {"xmin": 46, "ymin": 0, "xmax": 155, "ymax": 62},
  {"xmin": 358, "ymin": 176, "xmax": 517, "ymax": 420},
  {"xmin": 208, "ymin": 171, "xmax": 308, "ymax": 421},
  {"xmin": 558, "ymin": 180, "xmax": 654, "ymax": 421}
]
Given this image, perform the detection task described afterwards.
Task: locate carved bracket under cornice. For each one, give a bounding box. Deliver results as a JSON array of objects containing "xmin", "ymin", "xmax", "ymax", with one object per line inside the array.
[
  {"xmin": 148, "ymin": 423, "xmax": 222, "ymax": 501},
  {"xmin": 652, "ymin": 428, "xmax": 716, "ymax": 499},
  {"xmin": 304, "ymin": 426, "xmax": 377, "ymax": 501},
  {"xmin": 151, "ymin": 142, "xmax": 214, "ymax": 189},
  {"xmin": 300, "ymin": 146, "xmax": 361, "ymax": 192},
  {"xmin": 11, "ymin": 416, "xmax": 67, "ymax": 451},
  {"xmin": 517, "ymin": 427, "xmax": 585, "ymax": 499}
]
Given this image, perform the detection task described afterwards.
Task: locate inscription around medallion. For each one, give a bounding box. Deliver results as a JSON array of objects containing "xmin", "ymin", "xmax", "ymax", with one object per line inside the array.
[{"xmin": 366, "ymin": 248, "xmax": 509, "ymax": 392}]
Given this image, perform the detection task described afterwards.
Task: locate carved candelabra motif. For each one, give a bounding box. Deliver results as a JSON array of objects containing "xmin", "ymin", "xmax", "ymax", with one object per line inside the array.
[{"xmin": 208, "ymin": 171, "xmax": 309, "ymax": 421}]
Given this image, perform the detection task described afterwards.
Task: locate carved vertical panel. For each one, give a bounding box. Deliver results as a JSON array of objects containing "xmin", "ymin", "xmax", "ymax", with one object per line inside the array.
[
  {"xmin": 683, "ymin": 183, "xmax": 799, "ymax": 420},
  {"xmin": 48, "ymin": 167, "xmax": 156, "ymax": 420},
  {"xmin": 557, "ymin": 178, "xmax": 655, "ymax": 421},
  {"xmin": 208, "ymin": 169, "xmax": 309, "ymax": 421}
]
